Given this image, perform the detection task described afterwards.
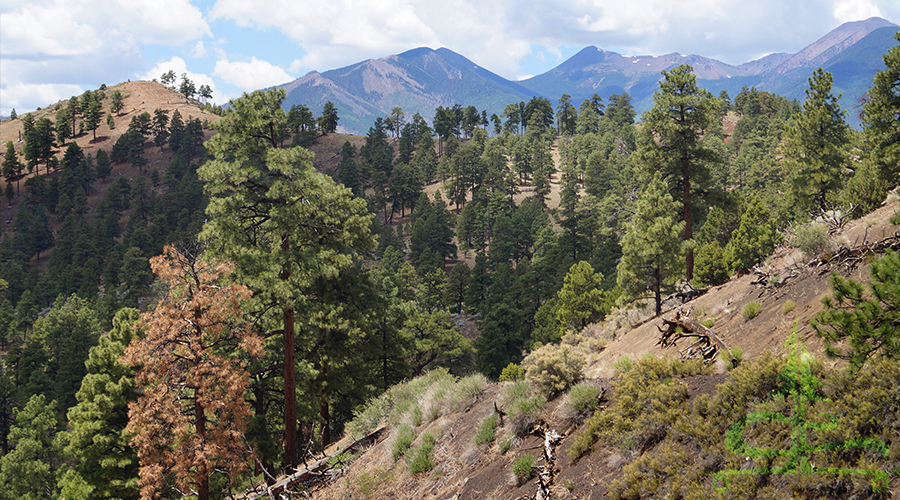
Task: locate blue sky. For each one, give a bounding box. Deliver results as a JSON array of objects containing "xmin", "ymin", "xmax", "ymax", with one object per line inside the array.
[{"xmin": 1, "ymin": 0, "xmax": 898, "ymax": 117}]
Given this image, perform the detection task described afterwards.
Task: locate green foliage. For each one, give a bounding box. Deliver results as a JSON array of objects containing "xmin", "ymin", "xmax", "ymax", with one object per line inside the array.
[
  {"xmin": 724, "ymin": 196, "xmax": 780, "ymax": 274},
  {"xmin": 694, "ymin": 240, "xmax": 730, "ymax": 286},
  {"xmin": 555, "ymin": 261, "xmax": 607, "ymax": 330},
  {"xmin": 742, "ymin": 301, "xmax": 762, "ymax": 319},
  {"xmin": 449, "ymin": 373, "xmax": 488, "ymax": 411},
  {"xmin": 566, "ymin": 382, "xmax": 603, "ymax": 412},
  {"xmin": 617, "ymin": 174, "xmax": 688, "ymax": 315},
  {"xmin": 521, "ymin": 342, "xmax": 585, "ymax": 398},
  {"xmin": 474, "ymin": 413, "xmax": 499, "ymax": 445},
  {"xmin": 58, "ymin": 307, "xmax": 141, "ymax": 499},
  {"xmin": 0, "ymin": 394, "xmax": 61, "ymax": 500},
  {"xmin": 498, "ymin": 434, "xmax": 514, "ymax": 454},
  {"xmin": 784, "ymin": 69, "xmax": 850, "ymax": 211},
  {"xmin": 812, "ymin": 251, "xmax": 900, "ymax": 373},
  {"xmin": 892, "ymin": 211, "xmax": 900, "ymax": 225},
  {"xmin": 511, "ymin": 454, "xmax": 536, "ymax": 483},
  {"xmin": 501, "ymin": 380, "xmax": 547, "ymax": 436},
  {"xmin": 862, "ymin": 32, "xmax": 900, "ymax": 185},
  {"xmin": 406, "ymin": 432, "xmax": 436, "ymax": 474},
  {"xmin": 782, "ymin": 300, "xmax": 796, "ymax": 314},
  {"xmin": 392, "ymin": 423, "xmax": 416, "ymax": 461},
  {"xmin": 498, "ymin": 363, "xmax": 524, "ymax": 382},
  {"xmin": 569, "ymin": 357, "xmax": 706, "ymax": 459},
  {"xmin": 787, "ymin": 221, "xmax": 830, "ymax": 258},
  {"xmin": 612, "ymin": 355, "xmax": 633, "ymax": 374}
]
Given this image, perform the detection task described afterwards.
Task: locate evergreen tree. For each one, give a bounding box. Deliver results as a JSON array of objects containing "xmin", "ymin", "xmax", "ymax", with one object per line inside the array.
[
  {"xmin": 444, "ymin": 261, "xmax": 471, "ymax": 313},
  {"xmin": 812, "ymin": 251, "xmax": 900, "ymax": 374},
  {"xmin": 617, "ymin": 175, "xmax": 688, "ymax": 315},
  {"xmin": 199, "ymin": 88, "xmax": 375, "ymax": 468},
  {"xmin": 153, "ymin": 108, "xmax": 170, "ymax": 150},
  {"xmin": 639, "ymin": 64, "xmax": 720, "ymax": 281},
  {"xmin": 168, "ymin": 109, "xmax": 184, "ymax": 152},
  {"xmin": 94, "ymin": 148, "xmax": 111, "ymax": 181},
  {"xmin": 724, "ymin": 196, "xmax": 779, "ymax": 274},
  {"xmin": 862, "ymin": 32, "xmax": 900, "ymax": 185},
  {"xmin": 783, "ymin": 68, "xmax": 849, "ymax": 212},
  {"xmin": 318, "ymin": 101, "xmax": 339, "ymax": 135},
  {"xmin": 337, "ymin": 141, "xmax": 361, "ymax": 196},
  {"xmin": 59, "ymin": 308, "xmax": 141, "ymax": 500},
  {"xmin": 0, "ymin": 394, "xmax": 61, "ymax": 500},
  {"xmin": 109, "ymin": 89, "xmax": 125, "ymax": 115},
  {"xmin": 3, "ymin": 140, "xmax": 23, "ymax": 195},
  {"xmin": 123, "ymin": 247, "xmax": 262, "ymax": 500},
  {"xmin": 555, "ymin": 261, "xmax": 607, "ymax": 331}
]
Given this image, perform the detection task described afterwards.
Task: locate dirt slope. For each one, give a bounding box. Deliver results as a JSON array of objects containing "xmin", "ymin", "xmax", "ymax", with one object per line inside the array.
[{"xmin": 276, "ymin": 201, "xmax": 900, "ymax": 500}]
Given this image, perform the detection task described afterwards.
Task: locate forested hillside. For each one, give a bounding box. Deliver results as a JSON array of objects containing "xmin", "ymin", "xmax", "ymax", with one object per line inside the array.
[{"xmin": 0, "ymin": 33, "xmax": 898, "ymax": 500}]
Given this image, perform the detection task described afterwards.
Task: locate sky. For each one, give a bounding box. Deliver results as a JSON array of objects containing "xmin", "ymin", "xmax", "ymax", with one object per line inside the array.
[{"xmin": 1, "ymin": 0, "xmax": 898, "ymax": 117}]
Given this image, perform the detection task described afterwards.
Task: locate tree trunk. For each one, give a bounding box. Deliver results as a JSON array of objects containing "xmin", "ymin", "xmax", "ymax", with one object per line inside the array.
[
  {"xmin": 318, "ymin": 341, "xmax": 330, "ymax": 449},
  {"xmin": 195, "ymin": 398, "xmax": 209, "ymax": 500},
  {"xmin": 281, "ymin": 234, "xmax": 298, "ymax": 471},
  {"xmin": 682, "ymin": 154, "xmax": 693, "ymax": 281},
  {"xmin": 654, "ymin": 265, "xmax": 662, "ymax": 316}
]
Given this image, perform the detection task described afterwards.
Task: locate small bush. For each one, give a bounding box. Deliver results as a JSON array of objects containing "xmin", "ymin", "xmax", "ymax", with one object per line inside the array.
[
  {"xmin": 782, "ymin": 300, "xmax": 796, "ymax": 314},
  {"xmin": 563, "ymin": 479, "xmax": 574, "ymax": 491},
  {"xmin": 700, "ymin": 318, "xmax": 715, "ymax": 328},
  {"xmin": 613, "ymin": 356, "xmax": 633, "ymax": 374},
  {"xmin": 499, "ymin": 362, "xmax": 525, "ymax": 382},
  {"xmin": 742, "ymin": 301, "xmax": 761, "ymax": 319},
  {"xmin": 499, "ymin": 434, "xmax": 514, "ymax": 454},
  {"xmin": 566, "ymin": 382, "xmax": 603, "ymax": 412},
  {"xmin": 391, "ymin": 424, "xmax": 416, "ymax": 461},
  {"xmin": 522, "ymin": 342, "xmax": 585, "ymax": 398},
  {"xmin": 511, "ymin": 454, "xmax": 536, "ymax": 484},
  {"xmin": 411, "ymin": 406, "xmax": 423, "ymax": 427},
  {"xmin": 355, "ymin": 468, "xmax": 389, "ymax": 498},
  {"xmin": 501, "ymin": 380, "xmax": 547, "ymax": 436},
  {"xmin": 406, "ymin": 432, "xmax": 436, "ymax": 474},
  {"xmin": 891, "ymin": 211, "xmax": 900, "ymax": 225},
  {"xmin": 474, "ymin": 414, "xmax": 499, "ymax": 445},
  {"xmin": 449, "ymin": 373, "xmax": 488, "ymax": 411},
  {"xmin": 787, "ymin": 222, "xmax": 830, "ymax": 257}
]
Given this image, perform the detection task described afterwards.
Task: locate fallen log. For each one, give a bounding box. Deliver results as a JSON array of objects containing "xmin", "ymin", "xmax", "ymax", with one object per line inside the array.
[{"xmin": 657, "ymin": 307, "xmax": 733, "ymax": 364}]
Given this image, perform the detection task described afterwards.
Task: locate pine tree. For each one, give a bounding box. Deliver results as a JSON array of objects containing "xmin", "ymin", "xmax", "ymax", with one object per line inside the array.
[
  {"xmin": 123, "ymin": 247, "xmax": 262, "ymax": 500},
  {"xmin": 0, "ymin": 394, "xmax": 61, "ymax": 499},
  {"xmin": 617, "ymin": 175, "xmax": 688, "ymax": 315},
  {"xmin": 556, "ymin": 261, "xmax": 606, "ymax": 330},
  {"xmin": 724, "ymin": 196, "xmax": 779, "ymax": 274},
  {"xmin": 862, "ymin": 32, "xmax": 900, "ymax": 185},
  {"xmin": 3, "ymin": 140, "xmax": 23, "ymax": 196},
  {"xmin": 812, "ymin": 251, "xmax": 900, "ymax": 374},
  {"xmin": 639, "ymin": 65, "xmax": 720, "ymax": 281},
  {"xmin": 199, "ymin": 88, "xmax": 375, "ymax": 466},
  {"xmin": 60, "ymin": 308, "xmax": 141, "ymax": 499},
  {"xmin": 783, "ymin": 68, "xmax": 849, "ymax": 211}
]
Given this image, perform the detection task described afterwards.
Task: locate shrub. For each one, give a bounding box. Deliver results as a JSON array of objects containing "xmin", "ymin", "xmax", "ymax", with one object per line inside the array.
[
  {"xmin": 411, "ymin": 406, "xmax": 423, "ymax": 427},
  {"xmin": 499, "ymin": 362, "xmax": 525, "ymax": 382},
  {"xmin": 891, "ymin": 211, "xmax": 900, "ymax": 225},
  {"xmin": 787, "ymin": 222, "xmax": 830, "ymax": 258},
  {"xmin": 511, "ymin": 455, "xmax": 536, "ymax": 484},
  {"xmin": 501, "ymin": 380, "xmax": 547, "ymax": 436},
  {"xmin": 521, "ymin": 342, "xmax": 585, "ymax": 398},
  {"xmin": 700, "ymin": 317, "xmax": 715, "ymax": 328},
  {"xmin": 782, "ymin": 300, "xmax": 796, "ymax": 314},
  {"xmin": 391, "ymin": 424, "xmax": 416, "ymax": 461},
  {"xmin": 474, "ymin": 413, "xmax": 499, "ymax": 445},
  {"xmin": 449, "ymin": 373, "xmax": 488, "ymax": 411},
  {"xmin": 498, "ymin": 434, "xmax": 514, "ymax": 454},
  {"xmin": 566, "ymin": 382, "xmax": 603, "ymax": 412},
  {"xmin": 613, "ymin": 355, "xmax": 632, "ymax": 374},
  {"xmin": 742, "ymin": 301, "xmax": 761, "ymax": 319},
  {"xmin": 406, "ymin": 432, "xmax": 436, "ymax": 474}
]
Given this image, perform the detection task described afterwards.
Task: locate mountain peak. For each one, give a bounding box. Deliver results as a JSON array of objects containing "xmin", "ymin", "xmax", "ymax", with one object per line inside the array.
[{"xmin": 782, "ymin": 16, "xmax": 898, "ymax": 72}]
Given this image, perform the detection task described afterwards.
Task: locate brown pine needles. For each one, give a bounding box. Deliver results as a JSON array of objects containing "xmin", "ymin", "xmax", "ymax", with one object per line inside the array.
[{"xmin": 122, "ymin": 245, "xmax": 263, "ymax": 500}]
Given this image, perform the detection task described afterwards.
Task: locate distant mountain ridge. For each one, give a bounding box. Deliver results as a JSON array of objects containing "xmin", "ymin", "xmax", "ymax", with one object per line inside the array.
[{"xmin": 278, "ymin": 17, "xmax": 898, "ymax": 133}]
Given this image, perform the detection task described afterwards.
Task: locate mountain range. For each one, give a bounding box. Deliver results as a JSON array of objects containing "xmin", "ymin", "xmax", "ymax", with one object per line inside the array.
[{"xmin": 278, "ymin": 17, "xmax": 898, "ymax": 134}]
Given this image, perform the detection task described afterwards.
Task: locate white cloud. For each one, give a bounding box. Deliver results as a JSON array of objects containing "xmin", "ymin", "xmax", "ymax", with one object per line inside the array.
[
  {"xmin": 190, "ymin": 41, "xmax": 208, "ymax": 58},
  {"xmin": 213, "ymin": 57, "xmax": 294, "ymax": 91},
  {"xmin": 832, "ymin": 0, "xmax": 883, "ymax": 22},
  {"xmin": 0, "ymin": 82, "xmax": 84, "ymax": 117},
  {"xmin": 208, "ymin": 0, "xmax": 899, "ymax": 79}
]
